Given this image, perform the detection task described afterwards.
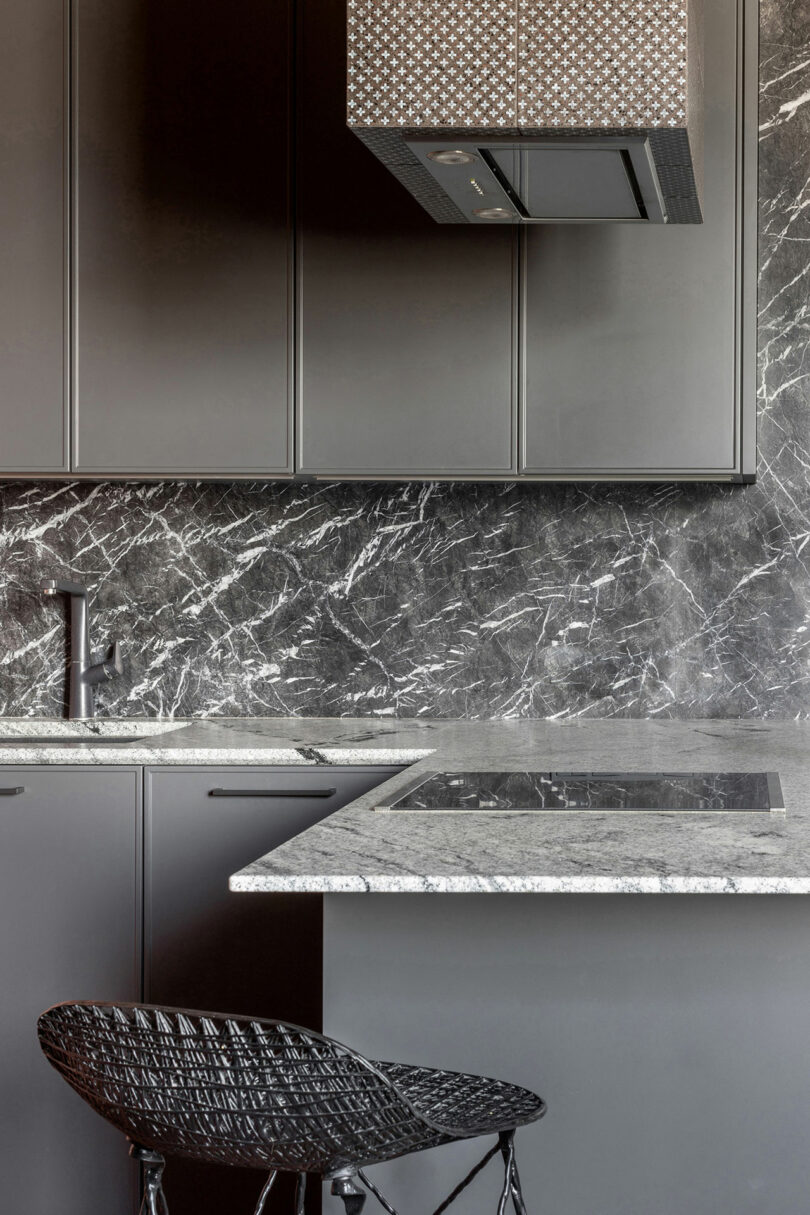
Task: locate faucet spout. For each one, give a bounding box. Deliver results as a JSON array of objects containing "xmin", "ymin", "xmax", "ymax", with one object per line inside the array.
[
  {"xmin": 40, "ymin": 578, "xmax": 89, "ymax": 598},
  {"xmin": 40, "ymin": 578, "xmax": 122, "ymax": 719}
]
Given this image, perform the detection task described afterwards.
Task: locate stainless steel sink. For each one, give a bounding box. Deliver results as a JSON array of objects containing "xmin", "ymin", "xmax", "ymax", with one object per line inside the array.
[{"xmin": 0, "ymin": 720, "xmax": 184, "ymax": 745}]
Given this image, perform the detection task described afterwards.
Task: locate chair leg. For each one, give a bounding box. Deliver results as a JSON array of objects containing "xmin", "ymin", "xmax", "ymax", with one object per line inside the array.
[
  {"xmin": 252, "ymin": 1169, "xmax": 278, "ymax": 1215},
  {"xmin": 143, "ymin": 1159, "xmax": 169, "ymax": 1215},
  {"xmin": 430, "ymin": 1140, "xmax": 502, "ymax": 1215},
  {"xmin": 498, "ymin": 1131, "xmax": 527, "ymax": 1215},
  {"xmin": 295, "ymin": 1171, "xmax": 307, "ymax": 1215},
  {"xmin": 331, "ymin": 1174, "xmax": 366, "ymax": 1215},
  {"xmin": 509, "ymin": 1156, "xmax": 528, "ymax": 1215},
  {"xmin": 130, "ymin": 1144, "xmax": 169, "ymax": 1215},
  {"xmin": 358, "ymin": 1168, "xmax": 400, "ymax": 1215},
  {"xmin": 497, "ymin": 1160, "xmax": 512, "ymax": 1215}
]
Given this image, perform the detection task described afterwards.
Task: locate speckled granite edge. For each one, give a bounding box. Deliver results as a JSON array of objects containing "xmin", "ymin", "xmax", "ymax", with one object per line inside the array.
[
  {"xmin": 229, "ymin": 874, "xmax": 810, "ymax": 895},
  {"xmin": 0, "ymin": 718, "xmax": 437, "ymax": 766},
  {"xmin": 0, "ymin": 744, "xmax": 432, "ymax": 766},
  {"xmin": 0, "ymin": 744, "xmax": 309, "ymax": 765}
]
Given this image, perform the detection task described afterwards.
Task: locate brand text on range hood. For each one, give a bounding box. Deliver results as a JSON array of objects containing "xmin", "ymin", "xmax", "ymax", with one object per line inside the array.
[{"xmin": 347, "ymin": 0, "xmax": 703, "ymax": 225}]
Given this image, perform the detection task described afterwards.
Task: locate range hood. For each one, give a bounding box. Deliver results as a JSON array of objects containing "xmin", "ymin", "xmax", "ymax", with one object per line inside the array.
[{"xmin": 347, "ymin": 0, "xmax": 703, "ymax": 225}]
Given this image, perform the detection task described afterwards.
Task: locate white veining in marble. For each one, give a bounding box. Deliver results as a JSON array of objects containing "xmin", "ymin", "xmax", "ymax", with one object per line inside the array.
[{"xmin": 229, "ymin": 720, "xmax": 810, "ymax": 894}]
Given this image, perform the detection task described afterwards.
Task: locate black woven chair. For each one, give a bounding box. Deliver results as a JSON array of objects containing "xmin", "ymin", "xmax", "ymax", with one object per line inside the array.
[{"xmin": 37, "ymin": 1001, "xmax": 546, "ymax": 1215}]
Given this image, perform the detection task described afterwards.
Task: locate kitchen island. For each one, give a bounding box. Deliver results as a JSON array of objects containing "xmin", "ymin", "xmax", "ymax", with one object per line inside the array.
[
  {"xmin": 230, "ymin": 717, "xmax": 810, "ymax": 893},
  {"xmin": 231, "ymin": 719, "xmax": 810, "ymax": 1215}
]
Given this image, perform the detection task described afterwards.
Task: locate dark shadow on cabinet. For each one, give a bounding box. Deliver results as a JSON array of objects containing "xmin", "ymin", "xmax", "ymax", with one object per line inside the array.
[{"xmin": 73, "ymin": 0, "xmax": 292, "ymax": 474}]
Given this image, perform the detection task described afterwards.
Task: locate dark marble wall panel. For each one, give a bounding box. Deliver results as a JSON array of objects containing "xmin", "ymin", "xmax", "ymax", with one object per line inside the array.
[{"xmin": 1, "ymin": 0, "xmax": 807, "ymax": 720}]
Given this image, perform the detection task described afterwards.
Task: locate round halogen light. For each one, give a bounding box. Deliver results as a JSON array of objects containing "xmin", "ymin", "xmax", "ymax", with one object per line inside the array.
[
  {"xmin": 473, "ymin": 206, "xmax": 516, "ymax": 220},
  {"xmin": 428, "ymin": 149, "xmax": 478, "ymax": 166}
]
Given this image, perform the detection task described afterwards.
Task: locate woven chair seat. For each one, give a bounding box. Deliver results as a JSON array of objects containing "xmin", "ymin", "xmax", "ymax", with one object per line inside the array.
[
  {"xmin": 38, "ymin": 1001, "xmax": 546, "ymax": 1214},
  {"xmin": 373, "ymin": 1063, "xmax": 545, "ymax": 1139}
]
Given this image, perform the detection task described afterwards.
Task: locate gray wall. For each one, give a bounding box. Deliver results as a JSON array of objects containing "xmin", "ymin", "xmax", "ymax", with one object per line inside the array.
[{"xmin": 0, "ymin": 0, "xmax": 805, "ymax": 721}]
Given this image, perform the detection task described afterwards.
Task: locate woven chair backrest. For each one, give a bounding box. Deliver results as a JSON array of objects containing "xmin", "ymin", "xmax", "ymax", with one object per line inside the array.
[{"xmin": 37, "ymin": 1001, "xmax": 434, "ymax": 1173}]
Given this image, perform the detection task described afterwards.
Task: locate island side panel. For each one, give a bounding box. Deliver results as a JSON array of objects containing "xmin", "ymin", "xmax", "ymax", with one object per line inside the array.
[{"xmin": 324, "ymin": 894, "xmax": 810, "ymax": 1215}]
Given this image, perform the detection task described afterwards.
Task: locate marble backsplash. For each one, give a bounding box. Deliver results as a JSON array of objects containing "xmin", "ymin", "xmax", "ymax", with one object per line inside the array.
[{"xmin": 1, "ymin": 0, "xmax": 807, "ymax": 721}]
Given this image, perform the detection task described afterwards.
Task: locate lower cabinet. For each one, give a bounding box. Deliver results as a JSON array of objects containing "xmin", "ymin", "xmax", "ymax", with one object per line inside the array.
[
  {"xmin": 0, "ymin": 760, "xmax": 400, "ymax": 1215},
  {"xmin": 0, "ymin": 767, "xmax": 142, "ymax": 1215},
  {"xmin": 144, "ymin": 765, "xmax": 403, "ymax": 1215}
]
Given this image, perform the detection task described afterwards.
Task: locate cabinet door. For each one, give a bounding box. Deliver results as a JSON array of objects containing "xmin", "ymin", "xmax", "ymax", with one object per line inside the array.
[
  {"xmin": 296, "ymin": 0, "xmax": 517, "ymax": 477},
  {"xmin": 0, "ymin": 0, "xmax": 68, "ymax": 471},
  {"xmin": 521, "ymin": 0, "xmax": 744, "ymax": 476},
  {"xmin": 73, "ymin": 0, "xmax": 292, "ymax": 475},
  {"xmin": 145, "ymin": 765, "xmax": 403, "ymax": 1215},
  {"xmin": 0, "ymin": 767, "xmax": 141, "ymax": 1215}
]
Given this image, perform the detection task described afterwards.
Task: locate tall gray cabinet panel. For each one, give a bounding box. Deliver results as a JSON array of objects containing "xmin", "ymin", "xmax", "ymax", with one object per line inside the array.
[
  {"xmin": 73, "ymin": 0, "xmax": 292, "ymax": 475},
  {"xmin": 0, "ymin": 0, "xmax": 67, "ymax": 471},
  {"xmin": 144, "ymin": 764, "xmax": 403, "ymax": 1215},
  {"xmin": 0, "ymin": 767, "xmax": 141, "ymax": 1215},
  {"xmin": 521, "ymin": 0, "xmax": 751, "ymax": 477},
  {"xmin": 296, "ymin": 0, "xmax": 517, "ymax": 477}
]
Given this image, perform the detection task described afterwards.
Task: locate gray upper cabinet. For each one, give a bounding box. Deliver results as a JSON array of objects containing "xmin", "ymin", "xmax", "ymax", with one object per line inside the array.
[
  {"xmin": 520, "ymin": 0, "xmax": 755, "ymax": 480},
  {"xmin": 72, "ymin": 0, "xmax": 293, "ymax": 476},
  {"xmin": 0, "ymin": 0, "xmax": 68, "ymax": 472},
  {"xmin": 0, "ymin": 767, "xmax": 141, "ymax": 1215},
  {"xmin": 295, "ymin": 0, "xmax": 518, "ymax": 478},
  {"xmin": 296, "ymin": 0, "xmax": 754, "ymax": 482},
  {"xmin": 0, "ymin": 0, "xmax": 755, "ymax": 481}
]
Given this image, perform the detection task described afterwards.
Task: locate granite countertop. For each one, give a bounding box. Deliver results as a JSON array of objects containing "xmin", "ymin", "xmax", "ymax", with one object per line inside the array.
[
  {"xmin": 0, "ymin": 716, "xmax": 436, "ymax": 766},
  {"xmin": 227, "ymin": 719, "xmax": 810, "ymax": 895},
  {"xmin": 5, "ymin": 715, "xmax": 810, "ymax": 894}
]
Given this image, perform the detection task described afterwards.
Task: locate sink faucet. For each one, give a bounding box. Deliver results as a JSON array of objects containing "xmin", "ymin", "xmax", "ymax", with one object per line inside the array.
[{"xmin": 40, "ymin": 579, "xmax": 124, "ymax": 719}]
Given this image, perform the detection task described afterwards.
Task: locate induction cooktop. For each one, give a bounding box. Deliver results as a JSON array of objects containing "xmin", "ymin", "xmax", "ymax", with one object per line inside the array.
[{"xmin": 375, "ymin": 771, "xmax": 785, "ymax": 814}]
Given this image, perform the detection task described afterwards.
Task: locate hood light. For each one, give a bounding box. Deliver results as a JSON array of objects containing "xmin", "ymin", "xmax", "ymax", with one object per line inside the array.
[
  {"xmin": 428, "ymin": 149, "xmax": 478, "ymax": 166},
  {"xmin": 473, "ymin": 206, "xmax": 516, "ymax": 220}
]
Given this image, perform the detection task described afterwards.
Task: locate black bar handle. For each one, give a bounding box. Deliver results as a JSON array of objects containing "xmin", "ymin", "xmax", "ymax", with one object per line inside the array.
[
  {"xmin": 208, "ymin": 787, "xmax": 337, "ymax": 799},
  {"xmin": 0, "ymin": 787, "xmax": 25, "ymax": 796}
]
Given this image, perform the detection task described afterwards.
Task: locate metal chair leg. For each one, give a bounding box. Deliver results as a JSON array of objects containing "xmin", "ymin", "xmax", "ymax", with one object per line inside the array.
[
  {"xmin": 358, "ymin": 1168, "xmax": 400, "ymax": 1215},
  {"xmin": 252, "ymin": 1170, "xmax": 278, "ymax": 1215},
  {"xmin": 497, "ymin": 1163, "xmax": 512, "ymax": 1215},
  {"xmin": 129, "ymin": 1144, "xmax": 168, "ymax": 1215},
  {"xmin": 498, "ymin": 1131, "xmax": 528, "ymax": 1215},
  {"xmin": 331, "ymin": 1174, "xmax": 367, "ymax": 1215},
  {"xmin": 144, "ymin": 1162, "xmax": 169, "ymax": 1215},
  {"xmin": 508, "ymin": 1155, "xmax": 528, "ymax": 1215},
  {"xmin": 430, "ymin": 1140, "xmax": 502, "ymax": 1215}
]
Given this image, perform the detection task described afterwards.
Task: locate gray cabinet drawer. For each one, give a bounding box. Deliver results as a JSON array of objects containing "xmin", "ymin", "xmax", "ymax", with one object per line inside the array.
[
  {"xmin": 0, "ymin": 767, "xmax": 141, "ymax": 1215},
  {"xmin": 145, "ymin": 767, "xmax": 402, "ymax": 948}
]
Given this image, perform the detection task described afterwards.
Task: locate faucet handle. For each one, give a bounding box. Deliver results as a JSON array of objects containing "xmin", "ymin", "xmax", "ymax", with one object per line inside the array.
[{"xmin": 84, "ymin": 640, "xmax": 124, "ymax": 686}]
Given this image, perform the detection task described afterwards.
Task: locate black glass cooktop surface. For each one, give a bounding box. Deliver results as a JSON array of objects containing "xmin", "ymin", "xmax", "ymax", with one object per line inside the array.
[{"xmin": 376, "ymin": 771, "xmax": 784, "ymax": 814}]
